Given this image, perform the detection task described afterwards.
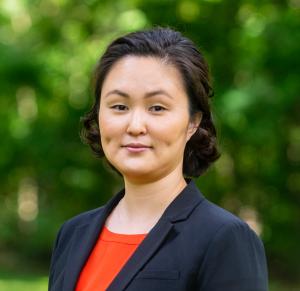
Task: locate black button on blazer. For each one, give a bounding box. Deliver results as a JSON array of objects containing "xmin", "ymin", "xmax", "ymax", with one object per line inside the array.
[{"xmin": 48, "ymin": 179, "xmax": 268, "ymax": 291}]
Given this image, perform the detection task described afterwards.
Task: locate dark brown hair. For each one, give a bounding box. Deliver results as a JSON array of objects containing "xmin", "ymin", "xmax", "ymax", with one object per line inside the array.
[{"xmin": 80, "ymin": 27, "xmax": 220, "ymax": 177}]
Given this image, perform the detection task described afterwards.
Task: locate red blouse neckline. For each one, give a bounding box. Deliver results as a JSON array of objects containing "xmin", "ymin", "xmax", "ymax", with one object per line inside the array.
[{"xmin": 100, "ymin": 226, "xmax": 148, "ymax": 244}]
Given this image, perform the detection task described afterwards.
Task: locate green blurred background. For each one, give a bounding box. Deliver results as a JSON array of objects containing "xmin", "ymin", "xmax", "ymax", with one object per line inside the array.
[{"xmin": 0, "ymin": 0, "xmax": 299, "ymax": 290}]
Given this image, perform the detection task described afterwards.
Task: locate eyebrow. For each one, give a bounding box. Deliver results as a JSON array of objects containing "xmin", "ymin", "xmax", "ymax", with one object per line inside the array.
[{"xmin": 104, "ymin": 89, "xmax": 173, "ymax": 99}]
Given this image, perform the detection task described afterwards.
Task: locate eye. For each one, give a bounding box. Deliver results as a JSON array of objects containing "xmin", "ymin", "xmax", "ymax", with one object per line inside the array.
[
  {"xmin": 110, "ymin": 104, "xmax": 128, "ymax": 111},
  {"xmin": 149, "ymin": 105, "xmax": 166, "ymax": 112}
]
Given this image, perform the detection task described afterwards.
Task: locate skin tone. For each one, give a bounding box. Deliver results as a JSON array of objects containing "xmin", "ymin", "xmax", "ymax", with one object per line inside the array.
[{"xmin": 99, "ymin": 56, "xmax": 201, "ymax": 234}]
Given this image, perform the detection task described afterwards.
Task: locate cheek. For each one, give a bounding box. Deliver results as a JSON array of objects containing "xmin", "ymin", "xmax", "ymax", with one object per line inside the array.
[
  {"xmin": 151, "ymin": 117, "xmax": 189, "ymax": 146},
  {"xmin": 99, "ymin": 113, "xmax": 123, "ymax": 141}
]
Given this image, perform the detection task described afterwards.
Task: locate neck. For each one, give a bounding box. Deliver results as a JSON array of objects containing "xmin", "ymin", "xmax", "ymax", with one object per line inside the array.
[{"xmin": 115, "ymin": 169, "xmax": 187, "ymax": 232}]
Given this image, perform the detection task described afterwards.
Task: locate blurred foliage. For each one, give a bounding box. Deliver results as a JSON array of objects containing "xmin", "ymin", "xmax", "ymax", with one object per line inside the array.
[
  {"xmin": 0, "ymin": 272, "xmax": 47, "ymax": 291},
  {"xmin": 0, "ymin": 0, "xmax": 299, "ymax": 286}
]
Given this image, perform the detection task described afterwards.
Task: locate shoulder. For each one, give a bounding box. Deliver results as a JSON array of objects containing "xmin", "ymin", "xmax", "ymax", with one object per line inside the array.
[
  {"xmin": 63, "ymin": 205, "xmax": 105, "ymax": 229},
  {"xmin": 183, "ymin": 196, "xmax": 266, "ymax": 259},
  {"xmin": 190, "ymin": 199, "xmax": 268, "ymax": 290},
  {"xmin": 57, "ymin": 205, "xmax": 105, "ymax": 237},
  {"xmin": 52, "ymin": 205, "xmax": 105, "ymax": 252},
  {"xmin": 49, "ymin": 206, "xmax": 106, "ymax": 267},
  {"xmin": 190, "ymin": 197, "xmax": 252, "ymax": 237}
]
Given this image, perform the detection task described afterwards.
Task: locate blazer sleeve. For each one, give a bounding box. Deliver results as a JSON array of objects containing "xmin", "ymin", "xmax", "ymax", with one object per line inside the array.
[
  {"xmin": 48, "ymin": 222, "xmax": 65, "ymax": 291},
  {"xmin": 196, "ymin": 221, "xmax": 268, "ymax": 291}
]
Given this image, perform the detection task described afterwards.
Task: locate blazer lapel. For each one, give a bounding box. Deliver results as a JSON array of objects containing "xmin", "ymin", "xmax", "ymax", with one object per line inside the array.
[
  {"xmin": 62, "ymin": 189, "xmax": 126, "ymax": 291},
  {"xmin": 107, "ymin": 217, "xmax": 174, "ymax": 291},
  {"xmin": 107, "ymin": 179, "xmax": 204, "ymax": 291}
]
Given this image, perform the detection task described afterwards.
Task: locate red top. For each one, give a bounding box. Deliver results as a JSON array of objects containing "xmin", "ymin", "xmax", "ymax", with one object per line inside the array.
[{"xmin": 75, "ymin": 226, "xmax": 147, "ymax": 291}]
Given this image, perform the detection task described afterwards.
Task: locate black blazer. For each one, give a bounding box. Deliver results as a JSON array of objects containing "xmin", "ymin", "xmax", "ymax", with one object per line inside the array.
[{"xmin": 48, "ymin": 179, "xmax": 268, "ymax": 291}]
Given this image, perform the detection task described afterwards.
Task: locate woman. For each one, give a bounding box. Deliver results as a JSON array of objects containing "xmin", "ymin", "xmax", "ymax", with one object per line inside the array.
[{"xmin": 48, "ymin": 27, "xmax": 268, "ymax": 291}]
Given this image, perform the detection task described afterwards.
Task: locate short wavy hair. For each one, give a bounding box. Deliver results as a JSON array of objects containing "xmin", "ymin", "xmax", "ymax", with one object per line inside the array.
[{"xmin": 80, "ymin": 27, "xmax": 220, "ymax": 177}]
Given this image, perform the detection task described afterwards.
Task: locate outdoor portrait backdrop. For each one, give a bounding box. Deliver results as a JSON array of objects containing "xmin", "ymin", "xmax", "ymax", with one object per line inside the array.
[{"xmin": 0, "ymin": 0, "xmax": 299, "ymax": 290}]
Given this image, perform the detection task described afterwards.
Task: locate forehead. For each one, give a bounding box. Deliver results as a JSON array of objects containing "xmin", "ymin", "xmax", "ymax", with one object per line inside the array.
[{"xmin": 101, "ymin": 56, "xmax": 186, "ymax": 95}]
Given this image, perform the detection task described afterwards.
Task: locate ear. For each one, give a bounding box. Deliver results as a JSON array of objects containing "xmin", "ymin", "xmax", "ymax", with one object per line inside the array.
[{"xmin": 186, "ymin": 112, "xmax": 202, "ymax": 142}]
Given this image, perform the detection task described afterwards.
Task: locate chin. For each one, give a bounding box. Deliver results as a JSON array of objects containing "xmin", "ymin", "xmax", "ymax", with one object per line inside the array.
[
  {"xmin": 120, "ymin": 167, "xmax": 151, "ymax": 176},
  {"xmin": 118, "ymin": 166, "xmax": 157, "ymax": 181}
]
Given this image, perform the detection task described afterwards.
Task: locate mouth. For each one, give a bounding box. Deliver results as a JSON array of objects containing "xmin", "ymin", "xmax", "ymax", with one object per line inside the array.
[
  {"xmin": 122, "ymin": 143, "xmax": 152, "ymax": 153},
  {"xmin": 123, "ymin": 143, "xmax": 151, "ymax": 148}
]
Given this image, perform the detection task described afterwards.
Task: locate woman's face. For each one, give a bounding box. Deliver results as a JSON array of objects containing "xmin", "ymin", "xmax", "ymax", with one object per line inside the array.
[{"xmin": 99, "ymin": 56, "xmax": 200, "ymax": 183}]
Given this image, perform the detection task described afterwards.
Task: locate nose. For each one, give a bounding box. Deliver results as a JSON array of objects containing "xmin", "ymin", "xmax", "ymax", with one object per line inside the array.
[{"xmin": 126, "ymin": 109, "xmax": 147, "ymax": 136}]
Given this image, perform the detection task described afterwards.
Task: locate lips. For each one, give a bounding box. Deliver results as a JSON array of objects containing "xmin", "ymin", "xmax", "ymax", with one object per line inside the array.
[
  {"xmin": 122, "ymin": 143, "xmax": 152, "ymax": 153},
  {"xmin": 123, "ymin": 143, "xmax": 151, "ymax": 148}
]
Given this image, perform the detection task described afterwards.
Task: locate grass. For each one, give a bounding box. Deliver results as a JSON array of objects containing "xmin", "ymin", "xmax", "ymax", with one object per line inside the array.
[
  {"xmin": 0, "ymin": 272, "xmax": 48, "ymax": 291},
  {"xmin": 269, "ymin": 281, "xmax": 300, "ymax": 291}
]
